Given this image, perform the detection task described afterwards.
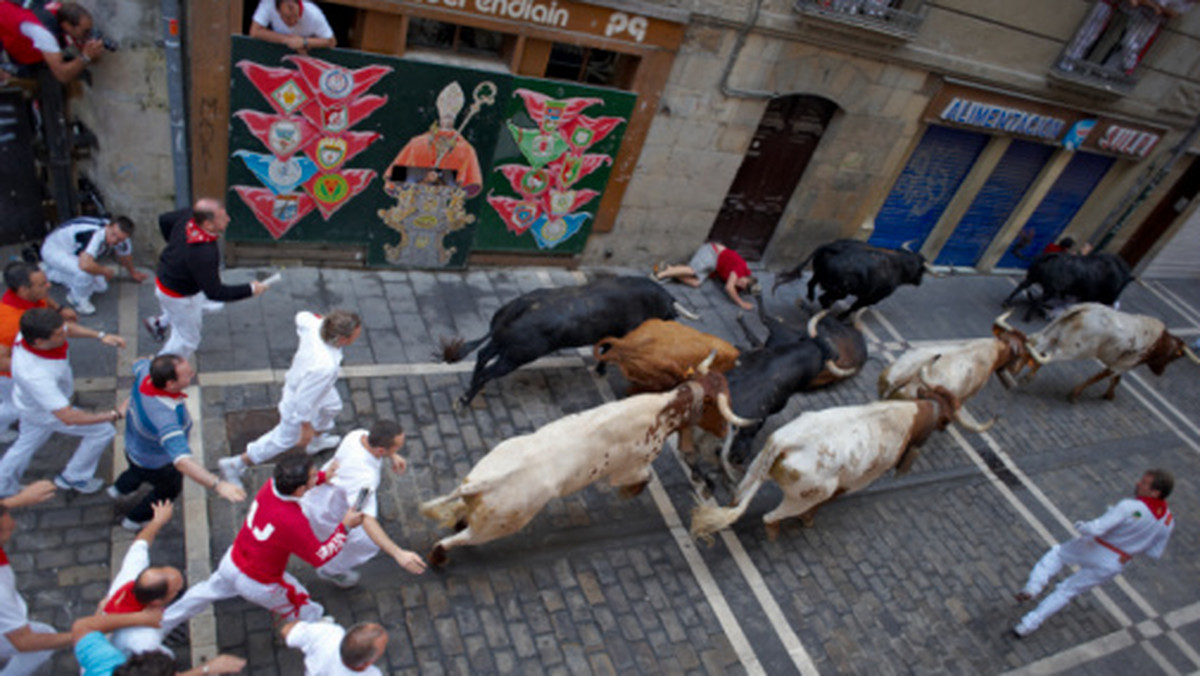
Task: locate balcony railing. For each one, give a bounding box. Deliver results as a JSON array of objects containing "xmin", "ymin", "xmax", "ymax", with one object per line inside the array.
[
  {"xmin": 793, "ymin": 0, "xmax": 925, "ymax": 41},
  {"xmin": 1049, "ymin": 55, "xmax": 1137, "ymax": 97}
]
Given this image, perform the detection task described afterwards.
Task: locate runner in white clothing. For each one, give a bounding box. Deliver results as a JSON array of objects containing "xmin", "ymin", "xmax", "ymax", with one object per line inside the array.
[
  {"xmin": 1013, "ymin": 469, "xmax": 1175, "ymax": 637},
  {"xmin": 39, "ymin": 216, "xmax": 148, "ymax": 315},
  {"xmin": 303, "ymin": 420, "xmax": 426, "ymax": 588},
  {"xmin": 281, "ymin": 619, "xmax": 388, "ymax": 675},
  {"xmin": 219, "ymin": 310, "xmax": 361, "ymax": 490}
]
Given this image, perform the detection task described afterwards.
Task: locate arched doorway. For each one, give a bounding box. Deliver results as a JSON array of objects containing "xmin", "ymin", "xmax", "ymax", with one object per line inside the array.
[{"xmin": 708, "ymin": 95, "xmax": 838, "ymax": 261}]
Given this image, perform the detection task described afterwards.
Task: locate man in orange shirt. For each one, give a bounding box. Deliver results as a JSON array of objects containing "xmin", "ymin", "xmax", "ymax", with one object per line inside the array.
[{"xmin": 0, "ymin": 262, "xmax": 123, "ymax": 444}]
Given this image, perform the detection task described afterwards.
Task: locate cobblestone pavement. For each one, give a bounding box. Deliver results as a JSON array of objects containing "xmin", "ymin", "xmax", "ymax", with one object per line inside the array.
[{"xmin": 6, "ymin": 263, "xmax": 1200, "ymax": 675}]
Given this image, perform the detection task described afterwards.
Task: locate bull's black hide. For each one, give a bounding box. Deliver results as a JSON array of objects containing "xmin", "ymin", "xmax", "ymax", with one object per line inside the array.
[
  {"xmin": 774, "ymin": 239, "xmax": 927, "ymax": 315},
  {"xmin": 1003, "ymin": 252, "xmax": 1133, "ymax": 321}
]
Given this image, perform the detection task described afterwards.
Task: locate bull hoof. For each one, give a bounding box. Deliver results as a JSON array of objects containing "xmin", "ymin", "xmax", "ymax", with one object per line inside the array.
[
  {"xmin": 800, "ymin": 513, "xmax": 816, "ymax": 528},
  {"xmin": 1103, "ymin": 391, "xmax": 1116, "ymax": 401},
  {"xmin": 428, "ymin": 544, "xmax": 448, "ymax": 567},
  {"xmin": 764, "ymin": 521, "xmax": 781, "ymax": 541}
]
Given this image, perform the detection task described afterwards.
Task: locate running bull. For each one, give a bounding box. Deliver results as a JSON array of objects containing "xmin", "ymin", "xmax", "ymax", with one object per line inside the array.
[
  {"xmin": 1002, "ymin": 252, "xmax": 1133, "ymax": 321},
  {"xmin": 1022, "ymin": 303, "xmax": 1200, "ymax": 401},
  {"xmin": 419, "ymin": 357, "xmax": 752, "ymax": 565},
  {"xmin": 441, "ymin": 276, "xmax": 698, "ymax": 408},
  {"xmin": 878, "ymin": 310, "xmax": 1032, "ymax": 402},
  {"xmin": 593, "ymin": 319, "xmax": 739, "ymax": 394},
  {"xmin": 691, "ymin": 378, "xmax": 990, "ymax": 540},
  {"xmin": 773, "ymin": 239, "xmax": 937, "ymax": 315}
]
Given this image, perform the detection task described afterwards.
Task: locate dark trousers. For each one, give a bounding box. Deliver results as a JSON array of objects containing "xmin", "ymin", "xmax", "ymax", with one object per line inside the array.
[{"xmin": 113, "ymin": 456, "xmax": 183, "ymax": 524}]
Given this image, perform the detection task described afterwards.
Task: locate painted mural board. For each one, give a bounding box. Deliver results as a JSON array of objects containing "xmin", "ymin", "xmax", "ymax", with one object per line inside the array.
[
  {"xmin": 473, "ymin": 79, "xmax": 636, "ymax": 255},
  {"xmin": 226, "ymin": 37, "xmax": 635, "ymax": 267}
]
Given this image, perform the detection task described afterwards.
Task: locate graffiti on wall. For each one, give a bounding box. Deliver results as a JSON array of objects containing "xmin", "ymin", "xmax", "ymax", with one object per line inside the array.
[
  {"xmin": 231, "ymin": 55, "xmax": 390, "ymax": 238},
  {"xmin": 485, "ymin": 89, "xmax": 625, "ymax": 250}
]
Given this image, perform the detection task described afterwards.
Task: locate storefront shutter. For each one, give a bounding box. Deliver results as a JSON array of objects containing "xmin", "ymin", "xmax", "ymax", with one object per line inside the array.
[
  {"xmin": 995, "ymin": 151, "xmax": 1115, "ymax": 269},
  {"xmin": 935, "ymin": 139, "xmax": 1054, "ymax": 267},
  {"xmin": 869, "ymin": 125, "xmax": 989, "ymax": 251}
]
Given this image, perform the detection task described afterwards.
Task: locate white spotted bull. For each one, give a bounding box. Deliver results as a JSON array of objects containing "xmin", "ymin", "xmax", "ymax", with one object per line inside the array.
[
  {"xmin": 420, "ymin": 356, "xmax": 752, "ymax": 565},
  {"xmin": 878, "ymin": 310, "xmax": 1032, "ymax": 403},
  {"xmin": 1023, "ymin": 303, "xmax": 1200, "ymax": 401},
  {"xmin": 691, "ymin": 377, "xmax": 989, "ymax": 540}
]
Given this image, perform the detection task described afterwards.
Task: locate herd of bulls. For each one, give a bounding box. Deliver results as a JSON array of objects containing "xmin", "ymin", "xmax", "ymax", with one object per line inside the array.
[{"xmin": 420, "ymin": 241, "xmax": 1199, "ymax": 565}]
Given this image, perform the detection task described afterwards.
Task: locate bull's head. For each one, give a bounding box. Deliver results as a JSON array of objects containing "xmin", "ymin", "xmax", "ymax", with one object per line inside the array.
[
  {"xmin": 683, "ymin": 352, "xmax": 755, "ymax": 434},
  {"xmin": 991, "ymin": 310, "xmax": 1031, "ymax": 387},
  {"xmin": 916, "ymin": 363, "xmax": 996, "ymax": 433},
  {"xmin": 900, "ymin": 239, "xmax": 944, "ymax": 281},
  {"xmin": 1146, "ymin": 330, "xmax": 1200, "ymax": 375}
]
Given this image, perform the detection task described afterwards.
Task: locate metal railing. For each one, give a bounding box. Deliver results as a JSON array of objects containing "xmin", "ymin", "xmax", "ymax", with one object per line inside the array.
[{"xmin": 793, "ymin": 0, "xmax": 925, "ymax": 39}]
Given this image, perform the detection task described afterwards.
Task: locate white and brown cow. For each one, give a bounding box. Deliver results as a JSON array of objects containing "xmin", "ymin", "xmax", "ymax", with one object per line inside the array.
[
  {"xmin": 691, "ymin": 383, "xmax": 987, "ymax": 540},
  {"xmin": 878, "ymin": 310, "xmax": 1032, "ymax": 402},
  {"xmin": 420, "ymin": 358, "xmax": 751, "ymax": 565},
  {"xmin": 593, "ymin": 319, "xmax": 739, "ymax": 394},
  {"xmin": 1023, "ymin": 303, "xmax": 1200, "ymax": 401}
]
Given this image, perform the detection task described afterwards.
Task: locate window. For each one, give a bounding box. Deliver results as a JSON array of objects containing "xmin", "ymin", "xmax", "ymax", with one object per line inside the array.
[
  {"xmin": 407, "ymin": 17, "xmax": 508, "ymax": 59},
  {"xmin": 544, "ymin": 44, "xmax": 638, "ymax": 89},
  {"xmin": 1054, "ymin": 0, "xmax": 1172, "ymax": 90},
  {"xmin": 792, "ymin": 0, "xmax": 926, "ymax": 39}
]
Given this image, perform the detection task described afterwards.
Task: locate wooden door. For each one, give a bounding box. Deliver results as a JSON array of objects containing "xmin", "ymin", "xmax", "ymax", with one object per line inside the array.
[
  {"xmin": 1120, "ymin": 156, "xmax": 1200, "ymax": 266},
  {"xmin": 708, "ymin": 95, "xmax": 836, "ymax": 261}
]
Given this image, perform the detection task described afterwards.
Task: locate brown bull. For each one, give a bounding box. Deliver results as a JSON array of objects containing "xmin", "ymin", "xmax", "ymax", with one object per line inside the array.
[{"xmin": 594, "ymin": 319, "xmax": 739, "ymax": 393}]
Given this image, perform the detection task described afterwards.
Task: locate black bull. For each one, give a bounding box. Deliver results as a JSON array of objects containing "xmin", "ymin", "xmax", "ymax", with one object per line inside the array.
[
  {"xmin": 441, "ymin": 276, "xmax": 695, "ymax": 408},
  {"xmin": 773, "ymin": 239, "xmax": 931, "ymax": 314},
  {"xmin": 1002, "ymin": 252, "xmax": 1133, "ymax": 321}
]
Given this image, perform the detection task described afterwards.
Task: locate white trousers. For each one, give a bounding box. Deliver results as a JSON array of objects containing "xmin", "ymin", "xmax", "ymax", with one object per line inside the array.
[
  {"xmin": 1018, "ymin": 541, "xmax": 1123, "ymax": 633},
  {"xmin": 245, "ymin": 399, "xmax": 340, "ymax": 465},
  {"xmin": 0, "ymin": 378, "xmax": 18, "ymax": 433},
  {"xmin": 42, "ymin": 250, "xmax": 106, "ymax": 302},
  {"xmin": 160, "ymin": 550, "xmax": 324, "ymax": 635},
  {"xmin": 318, "ymin": 528, "xmax": 378, "ymax": 576},
  {"xmin": 0, "ymin": 620, "xmax": 56, "ymax": 676},
  {"xmin": 0, "ymin": 413, "xmax": 115, "ymax": 497},
  {"xmin": 155, "ymin": 287, "xmax": 204, "ymax": 360}
]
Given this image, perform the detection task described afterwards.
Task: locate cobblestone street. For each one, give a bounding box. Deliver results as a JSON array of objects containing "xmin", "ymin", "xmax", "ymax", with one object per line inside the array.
[{"xmin": 7, "ymin": 264, "xmax": 1200, "ymax": 675}]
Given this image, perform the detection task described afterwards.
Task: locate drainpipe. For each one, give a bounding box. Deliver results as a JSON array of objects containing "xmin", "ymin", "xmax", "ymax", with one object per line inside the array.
[
  {"xmin": 719, "ymin": 0, "xmax": 779, "ymax": 100},
  {"xmin": 161, "ymin": 0, "xmax": 190, "ymax": 208},
  {"xmin": 1092, "ymin": 112, "xmax": 1200, "ymax": 252}
]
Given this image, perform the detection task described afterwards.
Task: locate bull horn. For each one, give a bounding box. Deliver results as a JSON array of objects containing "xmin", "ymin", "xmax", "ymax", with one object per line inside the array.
[
  {"xmin": 850, "ymin": 307, "xmax": 867, "ymax": 332},
  {"xmin": 923, "ymin": 261, "xmax": 947, "ymax": 278},
  {"xmin": 674, "ymin": 301, "xmax": 700, "ymax": 321},
  {"xmin": 917, "ymin": 360, "xmax": 939, "ymax": 388},
  {"xmin": 807, "ymin": 308, "xmax": 834, "ymax": 338},
  {"xmin": 1184, "ymin": 342, "xmax": 1200, "ymax": 366},
  {"xmin": 954, "ymin": 410, "xmax": 997, "ymax": 434},
  {"xmin": 716, "ymin": 392, "xmax": 755, "ymax": 428},
  {"xmin": 823, "ymin": 358, "xmax": 857, "ymax": 379},
  {"xmin": 993, "ymin": 309, "xmax": 1014, "ymax": 332},
  {"xmin": 1025, "ymin": 339, "xmax": 1049, "ymax": 365},
  {"xmin": 697, "ymin": 350, "xmax": 716, "ymax": 375}
]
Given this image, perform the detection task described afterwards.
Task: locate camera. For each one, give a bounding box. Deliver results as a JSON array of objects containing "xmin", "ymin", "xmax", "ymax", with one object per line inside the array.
[{"xmin": 88, "ymin": 29, "xmax": 118, "ymax": 52}]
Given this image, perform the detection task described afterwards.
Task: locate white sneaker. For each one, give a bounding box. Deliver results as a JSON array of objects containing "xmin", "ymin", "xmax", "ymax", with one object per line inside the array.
[
  {"xmin": 306, "ymin": 433, "xmax": 341, "ymax": 455},
  {"xmin": 316, "ymin": 567, "xmax": 360, "ymax": 588},
  {"xmin": 218, "ymin": 456, "xmax": 246, "ymax": 491},
  {"xmin": 67, "ymin": 293, "xmax": 96, "ymax": 315},
  {"xmin": 54, "ymin": 474, "xmax": 105, "ymax": 494},
  {"xmin": 106, "ymin": 485, "xmax": 123, "ymax": 499}
]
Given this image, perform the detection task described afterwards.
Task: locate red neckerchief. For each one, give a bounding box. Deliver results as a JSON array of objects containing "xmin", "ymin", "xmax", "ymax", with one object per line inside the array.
[
  {"xmin": 139, "ymin": 375, "xmax": 187, "ymax": 400},
  {"xmin": 1, "ymin": 289, "xmax": 41, "ymax": 311},
  {"xmin": 296, "ymin": 0, "xmax": 304, "ymax": 16},
  {"xmin": 185, "ymin": 220, "xmax": 219, "ymax": 245},
  {"xmin": 0, "ymin": 546, "xmax": 8, "ymax": 566},
  {"xmin": 102, "ymin": 581, "xmax": 147, "ymax": 614},
  {"xmin": 1139, "ymin": 496, "xmax": 1169, "ymax": 520},
  {"xmin": 16, "ymin": 338, "xmax": 68, "ymax": 360}
]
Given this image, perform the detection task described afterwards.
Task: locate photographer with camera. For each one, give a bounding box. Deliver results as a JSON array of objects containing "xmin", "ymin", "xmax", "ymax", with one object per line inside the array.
[{"xmin": 0, "ymin": 2, "xmax": 108, "ymax": 84}]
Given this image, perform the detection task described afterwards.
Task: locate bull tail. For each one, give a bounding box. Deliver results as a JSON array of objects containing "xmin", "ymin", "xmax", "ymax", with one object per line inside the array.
[
  {"xmin": 419, "ymin": 488, "xmax": 471, "ymax": 528},
  {"xmin": 440, "ymin": 333, "xmax": 489, "ymax": 363},
  {"xmin": 690, "ymin": 435, "xmax": 783, "ymax": 539},
  {"xmin": 772, "ymin": 248, "xmax": 819, "ymax": 293}
]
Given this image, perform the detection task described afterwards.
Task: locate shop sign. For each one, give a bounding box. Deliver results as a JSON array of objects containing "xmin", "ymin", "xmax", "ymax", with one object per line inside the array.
[
  {"xmin": 410, "ymin": 0, "xmax": 681, "ymax": 47},
  {"xmin": 938, "ymin": 97, "xmax": 1066, "ymax": 142},
  {"xmin": 1092, "ymin": 121, "xmax": 1161, "ymax": 158}
]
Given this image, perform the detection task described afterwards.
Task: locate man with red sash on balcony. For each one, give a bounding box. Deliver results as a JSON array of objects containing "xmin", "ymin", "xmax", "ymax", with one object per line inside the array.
[
  {"xmin": 145, "ymin": 198, "xmax": 268, "ymax": 360},
  {"xmin": 1012, "ymin": 468, "xmax": 1176, "ymax": 637},
  {"xmin": 158, "ymin": 454, "xmax": 364, "ymax": 637}
]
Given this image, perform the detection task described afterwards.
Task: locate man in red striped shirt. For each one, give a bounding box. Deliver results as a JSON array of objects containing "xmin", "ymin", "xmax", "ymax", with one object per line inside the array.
[{"xmin": 653, "ymin": 241, "xmax": 758, "ymax": 311}]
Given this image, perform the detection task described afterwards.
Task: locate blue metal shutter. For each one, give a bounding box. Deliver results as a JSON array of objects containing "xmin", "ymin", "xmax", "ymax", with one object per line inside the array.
[
  {"xmin": 996, "ymin": 151, "xmax": 1116, "ymax": 269},
  {"xmin": 869, "ymin": 125, "xmax": 989, "ymax": 251},
  {"xmin": 935, "ymin": 139, "xmax": 1055, "ymax": 267}
]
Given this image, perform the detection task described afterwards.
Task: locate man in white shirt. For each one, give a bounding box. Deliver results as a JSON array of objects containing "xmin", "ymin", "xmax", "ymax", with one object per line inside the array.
[
  {"xmin": 1013, "ymin": 468, "xmax": 1176, "ymax": 637},
  {"xmin": 0, "ymin": 480, "xmax": 65, "ymax": 676},
  {"xmin": 0, "ymin": 308, "xmax": 125, "ymax": 498},
  {"xmin": 219, "ymin": 310, "xmax": 360, "ymax": 490},
  {"xmin": 249, "ymin": 0, "xmax": 336, "ymax": 52},
  {"xmin": 303, "ymin": 419, "xmax": 426, "ymax": 588},
  {"xmin": 281, "ymin": 620, "xmax": 387, "ymax": 675},
  {"xmin": 40, "ymin": 215, "xmax": 149, "ymax": 315}
]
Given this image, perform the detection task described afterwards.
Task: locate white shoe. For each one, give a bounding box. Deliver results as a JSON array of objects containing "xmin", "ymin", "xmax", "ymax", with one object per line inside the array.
[
  {"xmin": 306, "ymin": 433, "xmax": 341, "ymax": 455},
  {"xmin": 218, "ymin": 456, "xmax": 246, "ymax": 491},
  {"xmin": 67, "ymin": 292, "xmax": 95, "ymax": 315},
  {"xmin": 106, "ymin": 485, "xmax": 123, "ymax": 499},
  {"xmin": 316, "ymin": 567, "xmax": 360, "ymax": 588},
  {"xmin": 54, "ymin": 474, "xmax": 105, "ymax": 494}
]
